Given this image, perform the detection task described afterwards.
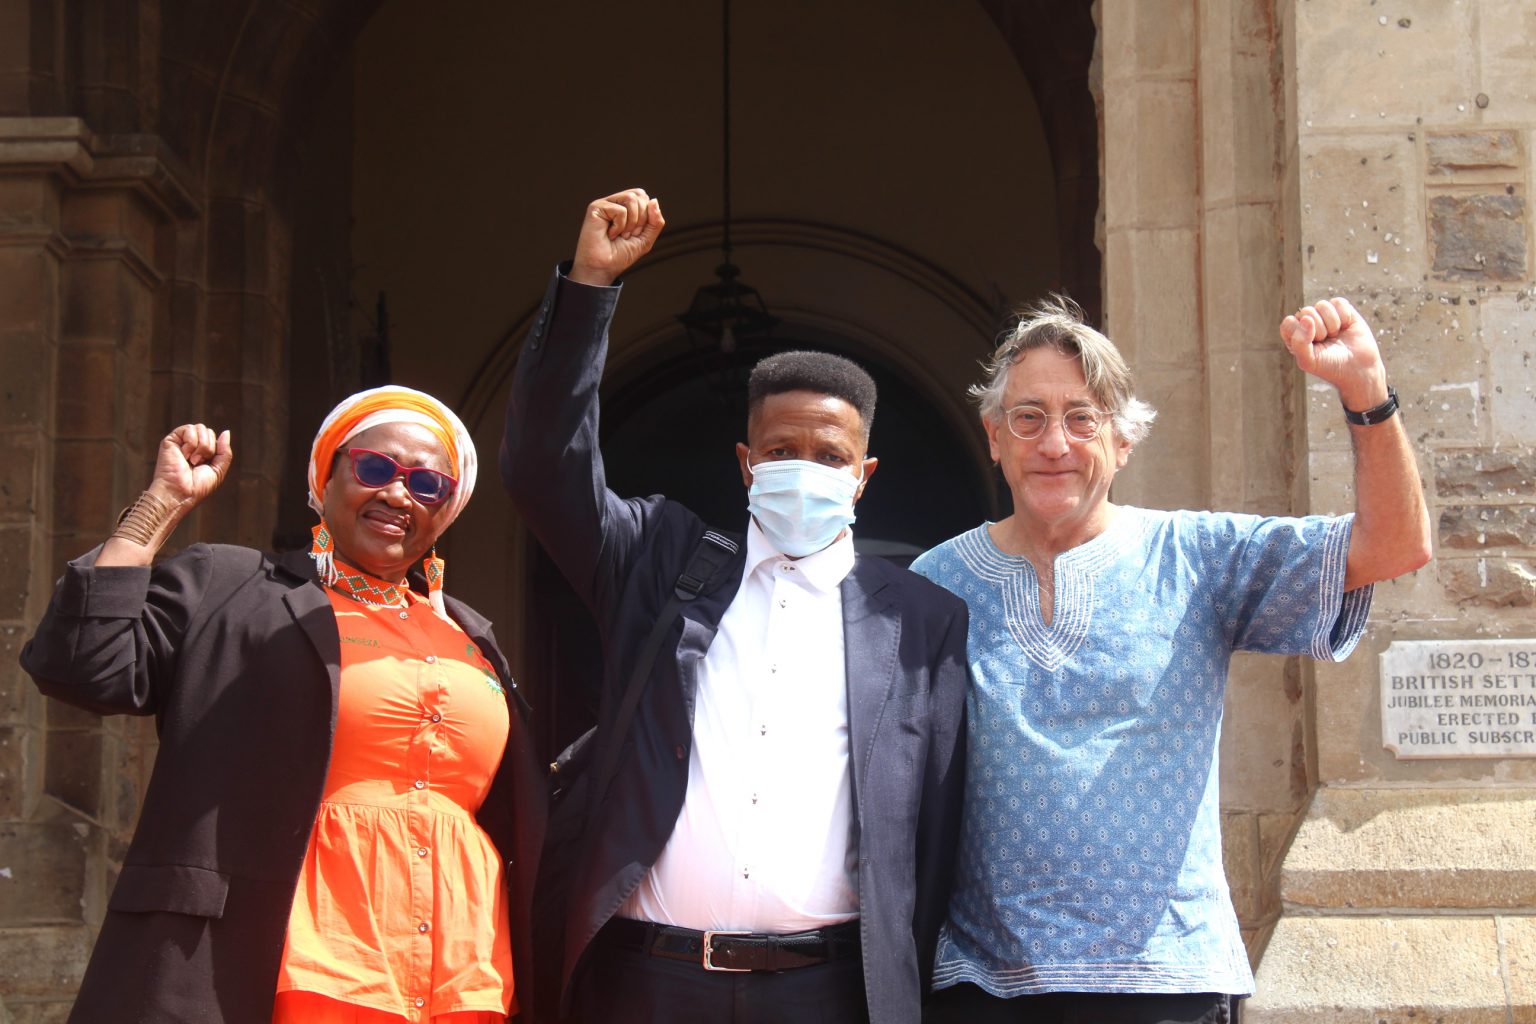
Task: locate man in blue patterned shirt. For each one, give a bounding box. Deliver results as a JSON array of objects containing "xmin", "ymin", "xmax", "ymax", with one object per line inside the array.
[{"xmin": 912, "ymin": 297, "xmax": 1430, "ymax": 1024}]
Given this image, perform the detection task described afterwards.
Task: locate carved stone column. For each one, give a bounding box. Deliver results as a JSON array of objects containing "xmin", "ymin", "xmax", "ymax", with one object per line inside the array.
[{"xmin": 0, "ymin": 115, "xmax": 195, "ymax": 1018}]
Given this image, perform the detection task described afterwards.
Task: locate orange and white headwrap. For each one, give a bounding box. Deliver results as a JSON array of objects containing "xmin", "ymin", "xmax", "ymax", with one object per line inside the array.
[
  {"xmin": 306, "ymin": 386, "xmax": 477, "ymax": 613},
  {"xmin": 307, "ymin": 385, "xmax": 477, "ymax": 525}
]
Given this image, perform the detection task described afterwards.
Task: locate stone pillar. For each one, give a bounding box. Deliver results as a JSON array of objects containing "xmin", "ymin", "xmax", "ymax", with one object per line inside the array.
[
  {"xmin": 0, "ymin": 116, "xmax": 195, "ymax": 1020},
  {"xmin": 1099, "ymin": 0, "xmax": 1305, "ymax": 960},
  {"xmin": 1249, "ymin": 1, "xmax": 1536, "ymax": 1019}
]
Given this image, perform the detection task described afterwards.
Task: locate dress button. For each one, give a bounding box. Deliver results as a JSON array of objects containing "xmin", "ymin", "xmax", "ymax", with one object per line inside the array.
[
  {"xmin": 425, "ymin": 655, "xmax": 437, "ymax": 664},
  {"xmin": 430, "ymin": 713, "xmax": 442, "ymax": 723},
  {"xmin": 419, "ymin": 922, "xmax": 431, "ymax": 933},
  {"xmin": 418, "ymin": 846, "xmax": 429, "ymax": 857},
  {"xmin": 413, "ymin": 779, "xmax": 426, "ymax": 790},
  {"xmin": 399, "ymin": 610, "xmax": 409, "ymax": 620}
]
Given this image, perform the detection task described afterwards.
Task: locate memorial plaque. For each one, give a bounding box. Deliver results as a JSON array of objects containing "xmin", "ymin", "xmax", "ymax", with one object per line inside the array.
[{"xmin": 1381, "ymin": 639, "xmax": 1536, "ymax": 759}]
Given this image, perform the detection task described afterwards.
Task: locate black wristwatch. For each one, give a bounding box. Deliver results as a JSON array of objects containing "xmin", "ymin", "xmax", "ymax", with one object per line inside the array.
[{"xmin": 1342, "ymin": 385, "xmax": 1399, "ymax": 426}]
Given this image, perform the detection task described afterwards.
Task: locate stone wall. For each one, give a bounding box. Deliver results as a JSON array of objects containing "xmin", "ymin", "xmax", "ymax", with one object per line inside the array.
[
  {"xmin": 1250, "ymin": 1, "xmax": 1536, "ymax": 1019},
  {"xmin": 1099, "ymin": 0, "xmax": 1536, "ymax": 1016},
  {"xmin": 0, "ymin": 3, "xmax": 373, "ymax": 1018}
]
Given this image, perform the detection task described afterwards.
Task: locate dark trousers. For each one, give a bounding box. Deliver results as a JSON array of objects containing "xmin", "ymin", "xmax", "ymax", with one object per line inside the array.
[
  {"xmin": 924, "ymin": 984, "xmax": 1240, "ymax": 1024},
  {"xmin": 571, "ymin": 922, "xmax": 871, "ymax": 1024}
]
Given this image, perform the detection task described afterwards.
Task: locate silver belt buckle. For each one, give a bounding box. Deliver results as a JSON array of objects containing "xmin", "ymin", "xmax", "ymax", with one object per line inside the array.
[{"xmin": 702, "ymin": 929, "xmax": 752, "ymax": 971}]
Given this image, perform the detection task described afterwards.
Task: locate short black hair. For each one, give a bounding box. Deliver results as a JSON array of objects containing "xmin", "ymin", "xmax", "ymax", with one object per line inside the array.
[{"xmin": 747, "ymin": 350, "xmax": 878, "ymax": 441}]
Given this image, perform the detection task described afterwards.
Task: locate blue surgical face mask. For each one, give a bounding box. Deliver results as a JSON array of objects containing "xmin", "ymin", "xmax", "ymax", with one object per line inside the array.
[{"xmin": 747, "ymin": 459, "xmax": 863, "ymax": 557}]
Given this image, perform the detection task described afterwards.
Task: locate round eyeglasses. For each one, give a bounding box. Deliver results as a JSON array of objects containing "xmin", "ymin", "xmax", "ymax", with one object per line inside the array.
[
  {"xmin": 1003, "ymin": 404, "xmax": 1107, "ymax": 442},
  {"xmin": 343, "ymin": 448, "xmax": 458, "ymax": 505}
]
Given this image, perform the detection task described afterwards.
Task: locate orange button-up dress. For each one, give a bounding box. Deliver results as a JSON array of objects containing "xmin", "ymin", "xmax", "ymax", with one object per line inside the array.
[{"xmin": 274, "ymin": 583, "xmax": 514, "ymax": 1023}]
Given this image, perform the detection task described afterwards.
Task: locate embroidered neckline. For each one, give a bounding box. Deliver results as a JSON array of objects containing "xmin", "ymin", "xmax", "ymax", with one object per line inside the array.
[
  {"xmin": 327, "ymin": 561, "xmax": 412, "ymax": 609},
  {"xmin": 952, "ymin": 512, "xmax": 1146, "ymax": 672}
]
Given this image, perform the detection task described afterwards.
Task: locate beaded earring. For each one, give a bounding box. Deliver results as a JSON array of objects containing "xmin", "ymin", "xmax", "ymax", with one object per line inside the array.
[
  {"xmin": 424, "ymin": 546, "xmax": 446, "ymax": 617},
  {"xmin": 309, "ymin": 521, "xmax": 338, "ymax": 586}
]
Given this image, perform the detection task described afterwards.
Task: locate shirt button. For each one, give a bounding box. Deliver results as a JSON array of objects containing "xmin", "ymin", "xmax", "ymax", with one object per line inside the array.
[
  {"xmin": 413, "ymin": 779, "xmax": 426, "ymax": 790},
  {"xmin": 769, "ymin": 665, "xmax": 778, "ymax": 674},
  {"xmin": 430, "ymin": 713, "xmax": 442, "ymax": 723},
  {"xmin": 425, "ymin": 655, "xmax": 437, "ymax": 664},
  {"xmin": 418, "ymin": 846, "xmax": 429, "ymax": 857},
  {"xmin": 674, "ymin": 745, "xmax": 685, "ymax": 760},
  {"xmin": 419, "ymin": 922, "xmax": 431, "ymax": 933},
  {"xmin": 414, "ymin": 997, "xmax": 425, "ymax": 1008},
  {"xmin": 399, "ymin": 610, "xmax": 409, "ymax": 620},
  {"xmin": 778, "ymin": 598, "xmax": 788, "ymax": 608}
]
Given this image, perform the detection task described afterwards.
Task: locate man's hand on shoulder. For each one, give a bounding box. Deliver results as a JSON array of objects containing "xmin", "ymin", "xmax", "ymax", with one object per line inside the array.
[{"xmin": 568, "ymin": 188, "xmax": 665, "ymax": 287}]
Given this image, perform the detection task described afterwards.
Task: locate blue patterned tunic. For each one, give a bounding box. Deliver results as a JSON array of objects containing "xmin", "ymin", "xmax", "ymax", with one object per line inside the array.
[{"xmin": 910, "ymin": 508, "xmax": 1371, "ymax": 996}]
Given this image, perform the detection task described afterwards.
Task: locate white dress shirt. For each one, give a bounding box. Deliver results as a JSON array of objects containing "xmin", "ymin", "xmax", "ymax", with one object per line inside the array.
[{"xmin": 618, "ymin": 519, "xmax": 859, "ymax": 932}]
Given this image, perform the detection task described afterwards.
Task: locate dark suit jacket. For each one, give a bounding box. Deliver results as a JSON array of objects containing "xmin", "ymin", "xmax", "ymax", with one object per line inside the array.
[
  {"xmin": 20, "ymin": 545, "xmax": 545, "ymax": 1024},
  {"xmin": 501, "ymin": 267, "xmax": 969, "ymax": 1024}
]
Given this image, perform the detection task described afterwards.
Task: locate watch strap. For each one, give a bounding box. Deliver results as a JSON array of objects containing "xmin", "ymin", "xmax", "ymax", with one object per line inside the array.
[{"xmin": 1342, "ymin": 385, "xmax": 1399, "ymax": 426}]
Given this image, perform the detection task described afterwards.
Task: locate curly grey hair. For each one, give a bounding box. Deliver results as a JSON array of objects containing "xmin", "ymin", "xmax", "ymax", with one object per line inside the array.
[{"xmin": 970, "ymin": 294, "xmax": 1156, "ymax": 446}]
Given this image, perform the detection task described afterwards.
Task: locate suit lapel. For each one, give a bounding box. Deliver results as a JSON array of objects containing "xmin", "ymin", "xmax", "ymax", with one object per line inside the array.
[
  {"xmin": 841, "ymin": 557, "xmax": 900, "ymax": 779},
  {"xmin": 274, "ymin": 550, "xmax": 343, "ymax": 710}
]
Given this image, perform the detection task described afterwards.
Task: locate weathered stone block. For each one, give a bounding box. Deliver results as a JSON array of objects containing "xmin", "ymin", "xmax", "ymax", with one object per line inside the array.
[
  {"xmin": 1103, "ymin": 81, "xmax": 1199, "ymax": 229},
  {"xmin": 59, "ymin": 259, "xmax": 135, "ymax": 342},
  {"xmin": 1349, "ymin": 294, "xmax": 1485, "ymax": 445},
  {"xmin": 1426, "ymin": 130, "xmax": 1521, "ymax": 179},
  {"xmin": 1101, "ymin": 0, "xmax": 1195, "ymax": 79},
  {"xmin": 1281, "ymin": 788, "xmax": 1536, "ymax": 909},
  {"xmin": 43, "ymin": 729, "xmax": 103, "ymax": 819},
  {"xmin": 1429, "ymin": 192, "xmax": 1527, "ymax": 282},
  {"xmin": 1480, "ymin": 293, "xmax": 1536, "ymax": 442},
  {"xmin": 1440, "ymin": 558, "xmax": 1536, "ymax": 607},
  {"xmin": 1221, "ymin": 652, "xmax": 1302, "ymax": 812},
  {"xmin": 1222, "ymin": 811, "xmax": 1261, "ymax": 920},
  {"xmin": 0, "ymin": 527, "xmax": 30, "ymax": 622},
  {"xmin": 53, "ymin": 342, "xmax": 116, "ymax": 439},
  {"xmin": 50, "ymin": 439, "xmax": 116, "ymax": 533},
  {"xmin": 0, "ymin": 434, "xmax": 37, "ymax": 524},
  {"xmin": 1477, "ymin": 0, "xmax": 1536, "ymax": 123},
  {"xmin": 1295, "ymin": 1, "xmax": 1476, "ymax": 129},
  {"xmin": 1198, "ymin": 27, "xmax": 1279, "ymax": 206},
  {"xmin": 0, "ymin": 726, "xmax": 39, "ymax": 820},
  {"xmin": 0, "ymin": 249, "xmax": 55, "ymax": 335},
  {"xmin": 0, "ymin": 176, "xmax": 60, "ymax": 231},
  {"xmin": 0, "ymin": 925, "xmax": 90, "ymax": 999},
  {"xmin": 1250, "ymin": 915, "xmax": 1508, "ymax": 1020},
  {"xmin": 6, "ymin": 998, "xmax": 76, "ymax": 1023},
  {"xmin": 0, "ymin": 820, "xmax": 89, "ymax": 926},
  {"xmin": 1439, "ymin": 505, "xmax": 1536, "ymax": 549},
  {"xmin": 1299, "ymin": 134, "xmax": 1422, "ymax": 294},
  {"xmin": 1435, "ymin": 448, "xmax": 1536, "ymax": 498},
  {"xmin": 0, "ymin": 625, "xmax": 36, "ymax": 725},
  {"xmin": 1504, "ymin": 914, "xmax": 1536, "ymax": 1012},
  {"xmin": 0, "ymin": 332, "xmax": 51, "ymax": 432}
]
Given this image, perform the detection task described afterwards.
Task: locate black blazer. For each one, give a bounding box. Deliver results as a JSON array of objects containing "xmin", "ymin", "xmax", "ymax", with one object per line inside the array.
[
  {"xmin": 501, "ymin": 268, "xmax": 969, "ymax": 1024},
  {"xmin": 20, "ymin": 545, "xmax": 545, "ymax": 1024}
]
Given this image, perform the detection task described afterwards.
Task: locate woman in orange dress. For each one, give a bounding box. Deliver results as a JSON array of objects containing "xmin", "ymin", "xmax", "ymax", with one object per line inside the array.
[{"xmin": 22, "ymin": 387, "xmax": 543, "ymax": 1024}]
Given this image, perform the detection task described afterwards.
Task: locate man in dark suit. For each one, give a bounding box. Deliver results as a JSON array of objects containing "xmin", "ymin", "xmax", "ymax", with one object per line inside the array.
[{"xmin": 501, "ymin": 189, "xmax": 969, "ymax": 1024}]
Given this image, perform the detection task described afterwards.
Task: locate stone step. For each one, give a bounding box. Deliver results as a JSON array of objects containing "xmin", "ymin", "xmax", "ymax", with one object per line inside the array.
[
  {"xmin": 1280, "ymin": 786, "xmax": 1536, "ymax": 910},
  {"xmin": 1248, "ymin": 915, "xmax": 1532, "ymax": 1022}
]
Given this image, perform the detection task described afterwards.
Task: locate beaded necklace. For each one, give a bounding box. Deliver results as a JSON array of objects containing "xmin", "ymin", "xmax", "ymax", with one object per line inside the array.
[{"xmin": 327, "ymin": 560, "xmax": 411, "ymax": 609}]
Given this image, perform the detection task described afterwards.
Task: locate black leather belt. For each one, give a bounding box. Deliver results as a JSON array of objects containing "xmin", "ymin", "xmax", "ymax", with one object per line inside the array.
[{"xmin": 604, "ymin": 917, "xmax": 861, "ymax": 972}]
